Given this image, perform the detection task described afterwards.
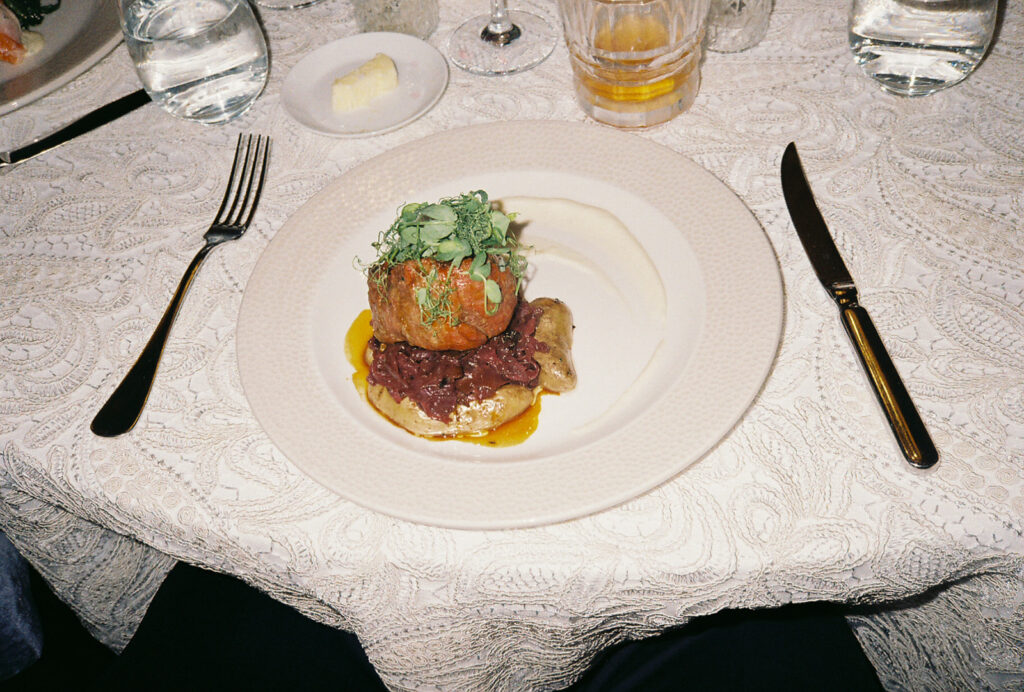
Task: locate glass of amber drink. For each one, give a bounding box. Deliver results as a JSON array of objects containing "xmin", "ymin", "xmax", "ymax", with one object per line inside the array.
[{"xmin": 556, "ymin": 0, "xmax": 709, "ymax": 128}]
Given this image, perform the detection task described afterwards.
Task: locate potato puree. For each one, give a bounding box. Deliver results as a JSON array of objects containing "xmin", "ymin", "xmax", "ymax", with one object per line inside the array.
[{"xmin": 501, "ymin": 196, "xmax": 666, "ymax": 330}]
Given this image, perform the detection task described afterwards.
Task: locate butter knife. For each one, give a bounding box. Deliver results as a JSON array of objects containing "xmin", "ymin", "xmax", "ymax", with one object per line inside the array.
[
  {"xmin": 781, "ymin": 142, "xmax": 938, "ymax": 469},
  {"xmin": 0, "ymin": 89, "xmax": 150, "ymax": 169}
]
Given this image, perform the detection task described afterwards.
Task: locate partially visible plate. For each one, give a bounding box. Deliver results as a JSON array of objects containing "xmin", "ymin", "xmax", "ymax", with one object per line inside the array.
[
  {"xmin": 237, "ymin": 121, "xmax": 783, "ymax": 529},
  {"xmin": 0, "ymin": 0, "xmax": 121, "ymax": 116},
  {"xmin": 281, "ymin": 32, "xmax": 448, "ymax": 137}
]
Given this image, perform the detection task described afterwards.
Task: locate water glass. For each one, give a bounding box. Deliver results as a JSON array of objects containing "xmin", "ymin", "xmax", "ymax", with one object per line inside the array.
[
  {"xmin": 351, "ymin": 0, "xmax": 439, "ymax": 39},
  {"xmin": 849, "ymin": 0, "xmax": 997, "ymax": 96},
  {"xmin": 556, "ymin": 0, "xmax": 710, "ymax": 128},
  {"xmin": 707, "ymin": 0, "xmax": 772, "ymax": 52},
  {"xmin": 119, "ymin": 0, "xmax": 269, "ymax": 124}
]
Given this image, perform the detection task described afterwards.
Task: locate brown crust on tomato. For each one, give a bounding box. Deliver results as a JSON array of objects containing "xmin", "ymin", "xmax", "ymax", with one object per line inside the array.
[{"xmin": 368, "ymin": 257, "xmax": 518, "ymax": 351}]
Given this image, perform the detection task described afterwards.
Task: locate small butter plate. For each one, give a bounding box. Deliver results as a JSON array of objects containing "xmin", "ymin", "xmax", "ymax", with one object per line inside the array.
[{"xmin": 281, "ymin": 32, "xmax": 449, "ymax": 138}]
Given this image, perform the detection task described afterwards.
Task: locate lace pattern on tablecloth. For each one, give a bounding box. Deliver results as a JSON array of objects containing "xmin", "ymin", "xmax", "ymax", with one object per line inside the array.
[
  {"xmin": 0, "ymin": 0, "xmax": 1022, "ymax": 689},
  {"xmin": 849, "ymin": 566, "xmax": 1024, "ymax": 691},
  {"xmin": 0, "ymin": 460, "xmax": 174, "ymax": 650}
]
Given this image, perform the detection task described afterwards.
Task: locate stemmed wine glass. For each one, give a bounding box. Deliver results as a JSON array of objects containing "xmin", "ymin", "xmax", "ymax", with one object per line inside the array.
[
  {"xmin": 448, "ymin": 0, "xmax": 557, "ymax": 75},
  {"xmin": 251, "ymin": 0, "xmax": 326, "ymax": 9}
]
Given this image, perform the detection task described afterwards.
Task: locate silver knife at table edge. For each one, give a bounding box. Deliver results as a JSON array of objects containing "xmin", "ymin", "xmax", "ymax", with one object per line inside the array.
[
  {"xmin": 0, "ymin": 89, "xmax": 150, "ymax": 169},
  {"xmin": 780, "ymin": 142, "xmax": 939, "ymax": 469}
]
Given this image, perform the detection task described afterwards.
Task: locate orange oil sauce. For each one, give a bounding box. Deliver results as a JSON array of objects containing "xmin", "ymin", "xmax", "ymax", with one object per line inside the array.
[{"xmin": 344, "ymin": 309, "xmax": 547, "ymax": 447}]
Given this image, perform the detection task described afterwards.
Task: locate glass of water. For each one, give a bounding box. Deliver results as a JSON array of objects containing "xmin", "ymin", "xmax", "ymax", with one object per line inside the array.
[
  {"xmin": 848, "ymin": 0, "xmax": 997, "ymax": 96},
  {"xmin": 119, "ymin": 0, "xmax": 269, "ymax": 124}
]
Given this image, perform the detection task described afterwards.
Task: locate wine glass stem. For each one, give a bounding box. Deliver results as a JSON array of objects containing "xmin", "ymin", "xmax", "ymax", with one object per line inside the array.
[{"xmin": 483, "ymin": 0, "xmax": 520, "ymax": 44}]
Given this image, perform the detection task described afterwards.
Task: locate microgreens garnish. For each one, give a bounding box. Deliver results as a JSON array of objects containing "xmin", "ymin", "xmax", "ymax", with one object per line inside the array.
[{"xmin": 365, "ymin": 191, "xmax": 526, "ymax": 324}]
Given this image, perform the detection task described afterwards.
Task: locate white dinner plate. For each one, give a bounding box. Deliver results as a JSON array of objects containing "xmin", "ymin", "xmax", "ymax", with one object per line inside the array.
[
  {"xmin": 0, "ymin": 0, "xmax": 121, "ymax": 116},
  {"xmin": 237, "ymin": 121, "xmax": 783, "ymax": 529},
  {"xmin": 280, "ymin": 32, "xmax": 448, "ymax": 137}
]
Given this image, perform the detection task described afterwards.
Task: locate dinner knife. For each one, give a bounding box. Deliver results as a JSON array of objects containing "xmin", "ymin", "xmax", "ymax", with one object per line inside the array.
[
  {"xmin": 0, "ymin": 89, "xmax": 150, "ymax": 169},
  {"xmin": 781, "ymin": 142, "xmax": 938, "ymax": 469}
]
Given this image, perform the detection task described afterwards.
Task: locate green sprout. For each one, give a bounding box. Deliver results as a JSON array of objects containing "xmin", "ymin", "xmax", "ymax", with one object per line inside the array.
[{"xmin": 363, "ymin": 191, "xmax": 526, "ymax": 325}]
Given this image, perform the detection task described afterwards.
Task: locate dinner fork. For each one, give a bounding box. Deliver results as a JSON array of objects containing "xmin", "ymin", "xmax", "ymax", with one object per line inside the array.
[{"xmin": 91, "ymin": 134, "xmax": 271, "ymax": 438}]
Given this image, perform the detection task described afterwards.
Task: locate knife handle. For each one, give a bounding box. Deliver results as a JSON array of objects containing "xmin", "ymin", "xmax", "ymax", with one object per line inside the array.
[
  {"xmin": 840, "ymin": 305, "xmax": 938, "ymax": 468},
  {"xmin": 1, "ymin": 89, "xmax": 150, "ymax": 168}
]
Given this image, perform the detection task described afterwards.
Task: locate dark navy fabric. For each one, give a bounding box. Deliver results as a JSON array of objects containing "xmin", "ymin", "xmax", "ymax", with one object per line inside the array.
[
  {"xmin": 0, "ymin": 532, "xmax": 43, "ymax": 681},
  {"xmin": 105, "ymin": 564, "xmax": 881, "ymax": 692},
  {"xmin": 567, "ymin": 602, "xmax": 884, "ymax": 692},
  {"xmin": 100, "ymin": 563, "xmax": 389, "ymax": 691},
  {"xmin": 4, "ymin": 549, "xmax": 883, "ymax": 690}
]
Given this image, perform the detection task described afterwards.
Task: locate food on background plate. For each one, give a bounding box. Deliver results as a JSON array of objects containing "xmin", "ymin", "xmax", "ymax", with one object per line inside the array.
[
  {"xmin": 0, "ymin": 2, "xmax": 27, "ymax": 64},
  {"xmin": 332, "ymin": 52, "xmax": 398, "ymax": 112},
  {"xmin": 0, "ymin": 0, "xmax": 58, "ymax": 65},
  {"xmin": 353, "ymin": 191, "xmax": 577, "ymax": 441}
]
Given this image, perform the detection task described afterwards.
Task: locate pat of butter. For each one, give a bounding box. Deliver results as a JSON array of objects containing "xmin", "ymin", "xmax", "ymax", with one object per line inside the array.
[{"xmin": 332, "ymin": 53, "xmax": 399, "ymax": 112}]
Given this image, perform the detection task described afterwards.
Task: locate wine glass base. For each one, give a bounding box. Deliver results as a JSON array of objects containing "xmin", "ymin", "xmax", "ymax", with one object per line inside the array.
[
  {"xmin": 448, "ymin": 10, "xmax": 557, "ymax": 76},
  {"xmin": 252, "ymin": 0, "xmax": 327, "ymax": 9}
]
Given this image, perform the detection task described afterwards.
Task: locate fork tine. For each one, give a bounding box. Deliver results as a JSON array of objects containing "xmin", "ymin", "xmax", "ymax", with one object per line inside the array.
[
  {"xmin": 239, "ymin": 137, "xmax": 270, "ymax": 230},
  {"xmin": 228, "ymin": 137, "xmax": 258, "ymax": 227},
  {"xmin": 214, "ymin": 134, "xmax": 249, "ymax": 225},
  {"xmin": 223, "ymin": 134, "xmax": 256, "ymax": 226}
]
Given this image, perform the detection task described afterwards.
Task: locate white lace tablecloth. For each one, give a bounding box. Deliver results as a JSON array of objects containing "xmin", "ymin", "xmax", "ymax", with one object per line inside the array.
[{"xmin": 2, "ymin": 0, "xmax": 1022, "ymax": 689}]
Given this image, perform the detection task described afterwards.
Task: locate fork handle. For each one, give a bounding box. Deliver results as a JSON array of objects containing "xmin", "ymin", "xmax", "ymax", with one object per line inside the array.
[{"xmin": 91, "ymin": 242, "xmax": 215, "ymax": 437}]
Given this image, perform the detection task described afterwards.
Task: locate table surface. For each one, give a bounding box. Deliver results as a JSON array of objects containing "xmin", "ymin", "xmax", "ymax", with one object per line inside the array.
[{"xmin": 2, "ymin": 0, "xmax": 1023, "ymax": 690}]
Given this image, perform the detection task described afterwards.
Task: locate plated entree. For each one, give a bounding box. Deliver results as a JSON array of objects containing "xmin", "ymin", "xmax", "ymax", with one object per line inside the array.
[
  {"xmin": 0, "ymin": 0, "xmax": 59, "ymax": 64},
  {"xmin": 353, "ymin": 191, "xmax": 577, "ymax": 441}
]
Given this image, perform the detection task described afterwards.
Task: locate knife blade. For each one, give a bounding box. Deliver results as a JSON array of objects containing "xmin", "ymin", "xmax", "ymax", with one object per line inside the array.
[
  {"xmin": 0, "ymin": 89, "xmax": 151, "ymax": 169},
  {"xmin": 781, "ymin": 142, "xmax": 938, "ymax": 469}
]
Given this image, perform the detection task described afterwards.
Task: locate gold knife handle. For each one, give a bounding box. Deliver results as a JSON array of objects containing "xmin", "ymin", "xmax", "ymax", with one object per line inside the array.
[{"xmin": 839, "ymin": 304, "xmax": 938, "ymax": 468}]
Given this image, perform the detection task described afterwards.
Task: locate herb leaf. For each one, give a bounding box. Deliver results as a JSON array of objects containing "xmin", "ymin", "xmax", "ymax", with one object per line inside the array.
[
  {"xmin": 364, "ymin": 191, "xmax": 526, "ymax": 324},
  {"xmin": 483, "ymin": 279, "xmax": 502, "ymax": 309}
]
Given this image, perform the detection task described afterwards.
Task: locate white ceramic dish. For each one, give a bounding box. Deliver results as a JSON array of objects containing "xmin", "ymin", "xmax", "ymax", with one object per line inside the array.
[
  {"xmin": 237, "ymin": 121, "xmax": 784, "ymax": 529},
  {"xmin": 280, "ymin": 32, "xmax": 448, "ymax": 137},
  {"xmin": 0, "ymin": 0, "xmax": 121, "ymax": 116}
]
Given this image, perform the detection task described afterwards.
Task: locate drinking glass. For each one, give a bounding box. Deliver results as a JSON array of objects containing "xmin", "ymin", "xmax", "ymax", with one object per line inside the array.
[
  {"xmin": 706, "ymin": 0, "xmax": 772, "ymax": 52},
  {"xmin": 849, "ymin": 0, "xmax": 997, "ymax": 96},
  {"xmin": 252, "ymin": 0, "xmax": 327, "ymax": 8},
  {"xmin": 352, "ymin": 0, "xmax": 439, "ymax": 39},
  {"xmin": 448, "ymin": 0, "xmax": 557, "ymax": 75},
  {"xmin": 119, "ymin": 0, "xmax": 269, "ymax": 124},
  {"xmin": 557, "ymin": 0, "xmax": 710, "ymax": 127}
]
